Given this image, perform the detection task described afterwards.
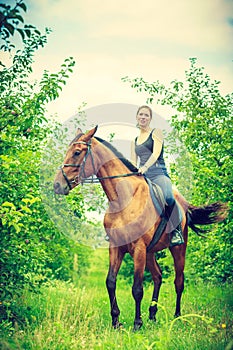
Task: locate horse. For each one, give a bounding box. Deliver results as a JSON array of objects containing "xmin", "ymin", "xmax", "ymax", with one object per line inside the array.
[{"xmin": 54, "ymin": 126, "xmax": 227, "ymax": 331}]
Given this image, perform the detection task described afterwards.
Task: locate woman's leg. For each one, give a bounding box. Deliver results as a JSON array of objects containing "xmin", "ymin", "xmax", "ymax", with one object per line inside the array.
[{"xmin": 151, "ymin": 175, "xmax": 184, "ymax": 246}]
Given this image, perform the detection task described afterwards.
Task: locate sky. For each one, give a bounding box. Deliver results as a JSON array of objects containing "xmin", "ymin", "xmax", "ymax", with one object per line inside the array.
[{"xmin": 11, "ymin": 0, "xmax": 233, "ymax": 123}]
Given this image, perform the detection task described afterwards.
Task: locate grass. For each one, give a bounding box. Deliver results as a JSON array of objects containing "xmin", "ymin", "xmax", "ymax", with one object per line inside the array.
[{"xmin": 1, "ymin": 248, "xmax": 232, "ymax": 350}]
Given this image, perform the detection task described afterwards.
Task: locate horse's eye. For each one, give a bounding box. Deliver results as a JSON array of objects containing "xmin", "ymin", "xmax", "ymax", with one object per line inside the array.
[{"xmin": 74, "ymin": 151, "xmax": 81, "ymax": 156}]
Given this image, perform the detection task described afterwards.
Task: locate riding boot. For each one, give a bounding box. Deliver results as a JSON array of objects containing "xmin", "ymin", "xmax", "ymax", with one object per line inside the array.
[
  {"xmin": 169, "ymin": 223, "xmax": 184, "ymax": 247},
  {"xmin": 166, "ymin": 202, "xmax": 184, "ymax": 247}
]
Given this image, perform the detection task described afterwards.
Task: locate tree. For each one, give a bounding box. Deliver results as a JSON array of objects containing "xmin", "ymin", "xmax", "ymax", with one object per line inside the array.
[
  {"xmin": 0, "ymin": 1, "xmax": 91, "ymax": 329},
  {"xmin": 0, "ymin": 0, "xmax": 40, "ymax": 53},
  {"xmin": 122, "ymin": 58, "xmax": 233, "ymax": 282}
]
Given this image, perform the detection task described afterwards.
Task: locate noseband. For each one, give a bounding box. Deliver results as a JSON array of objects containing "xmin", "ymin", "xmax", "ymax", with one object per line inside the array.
[{"xmin": 59, "ymin": 140, "xmax": 96, "ymax": 190}]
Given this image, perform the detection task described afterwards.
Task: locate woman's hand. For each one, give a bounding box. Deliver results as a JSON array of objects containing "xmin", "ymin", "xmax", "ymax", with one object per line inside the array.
[{"xmin": 138, "ymin": 165, "xmax": 148, "ymax": 174}]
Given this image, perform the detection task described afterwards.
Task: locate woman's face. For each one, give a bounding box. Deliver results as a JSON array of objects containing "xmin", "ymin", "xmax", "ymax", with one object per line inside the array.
[{"xmin": 136, "ymin": 107, "xmax": 152, "ymax": 130}]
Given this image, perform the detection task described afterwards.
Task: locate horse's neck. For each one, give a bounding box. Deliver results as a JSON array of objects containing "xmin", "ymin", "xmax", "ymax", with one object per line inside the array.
[
  {"xmin": 97, "ymin": 161, "xmax": 130, "ymax": 201},
  {"xmin": 94, "ymin": 143, "xmax": 133, "ymax": 203}
]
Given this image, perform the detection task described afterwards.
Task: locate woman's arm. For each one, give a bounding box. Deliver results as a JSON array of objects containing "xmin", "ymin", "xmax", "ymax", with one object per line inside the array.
[{"xmin": 139, "ymin": 129, "xmax": 163, "ymax": 173}]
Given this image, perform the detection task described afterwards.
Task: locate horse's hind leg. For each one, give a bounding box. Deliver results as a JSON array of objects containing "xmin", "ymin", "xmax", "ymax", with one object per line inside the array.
[
  {"xmin": 146, "ymin": 252, "xmax": 162, "ymax": 322},
  {"xmin": 106, "ymin": 247, "xmax": 124, "ymax": 328},
  {"xmin": 132, "ymin": 243, "xmax": 146, "ymax": 331},
  {"xmin": 169, "ymin": 228, "xmax": 187, "ymax": 317}
]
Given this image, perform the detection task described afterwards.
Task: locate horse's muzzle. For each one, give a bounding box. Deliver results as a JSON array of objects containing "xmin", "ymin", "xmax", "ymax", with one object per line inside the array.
[{"xmin": 54, "ymin": 181, "xmax": 70, "ymax": 195}]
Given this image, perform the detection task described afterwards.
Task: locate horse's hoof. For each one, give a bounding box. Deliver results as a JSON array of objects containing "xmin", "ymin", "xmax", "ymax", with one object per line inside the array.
[
  {"xmin": 133, "ymin": 319, "xmax": 143, "ymax": 331},
  {"xmin": 149, "ymin": 316, "xmax": 157, "ymax": 323},
  {"xmin": 149, "ymin": 304, "xmax": 157, "ymax": 322},
  {"xmin": 174, "ymin": 312, "xmax": 181, "ymax": 318},
  {"xmin": 113, "ymin": 321, "xmax": 123, "ymax": 329}
]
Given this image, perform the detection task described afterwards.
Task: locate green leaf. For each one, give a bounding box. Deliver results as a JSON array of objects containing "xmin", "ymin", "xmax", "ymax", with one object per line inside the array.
[
  {"xmin": 2, "ymin": 202, "xmax": 16, "ymax": 209},
  {"xmin": 18, "ymin": 2, "xmax": 27, "ymax": 12},
  {"xmin": 12, "ymin": 223, "xmax": 21, "ymax": 233},
  {"xmin": 14, "ymin": 14, "xmax": 24, "ymax": 23},
  {"xmin": 16, "ymin": 28, "xmax": 25, "ymax": 39},
  {"xmin": 24, "ymin": 29, "xmax": 31, "ymax": 37},
  {"xmin": 21, "ymin": 206, "xmax": 32, "ymax": 214},
  {"xmin": 5, "ymin": 22, "xmax": 15, "ymax": 36}
]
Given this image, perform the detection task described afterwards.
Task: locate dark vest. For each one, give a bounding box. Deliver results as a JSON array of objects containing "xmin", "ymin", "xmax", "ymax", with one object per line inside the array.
[{"xmin": 135, "ymin": 129, "xmax": 169, "ymax": 179}]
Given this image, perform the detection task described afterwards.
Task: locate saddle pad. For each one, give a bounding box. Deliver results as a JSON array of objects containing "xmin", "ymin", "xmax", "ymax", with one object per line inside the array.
[
  {"xmin": 144, "ymin": 176, "xmax": 168, "ymax": 252},
  {"xmin": 144, "ymin": 176, "xmax": 167, "ymax": 218}
]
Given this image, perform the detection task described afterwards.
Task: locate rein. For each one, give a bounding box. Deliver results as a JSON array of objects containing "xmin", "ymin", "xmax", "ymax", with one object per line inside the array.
[
  {"xmin": 83, "ymin": 172, "xmax": 139, "ymax": 183},
  {"xmin": 60, "ymin": 140, "xmax": 140, "ymax": 188}
]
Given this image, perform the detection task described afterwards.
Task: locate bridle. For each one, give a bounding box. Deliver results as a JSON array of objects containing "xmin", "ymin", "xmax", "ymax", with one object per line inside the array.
[
  {"xmin": 59, "ymin": 140, "xmax": 139, "ymax": 190},
  {"xmin": 60, "ymin": 140, "xmax": 95, "ymax": 190}
]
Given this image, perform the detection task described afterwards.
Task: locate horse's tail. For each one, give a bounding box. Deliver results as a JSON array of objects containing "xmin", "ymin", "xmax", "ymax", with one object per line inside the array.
[{"xmin": 187, "ymin": 202, "xmax": 228, "ymax": 236}]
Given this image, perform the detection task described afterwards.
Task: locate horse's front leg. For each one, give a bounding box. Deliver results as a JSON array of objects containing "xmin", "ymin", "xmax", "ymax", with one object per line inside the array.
[
  {"xmin": 132, "ymin": 243, "xmax": 146, "ymax": 331},
  {"xmin": 106, "ymin": 247, "xmax": 125, "ymax": 329}
]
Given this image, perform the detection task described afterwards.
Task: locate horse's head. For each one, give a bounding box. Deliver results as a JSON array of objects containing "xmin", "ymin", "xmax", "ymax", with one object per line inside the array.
[{"xmin": 54, "ymin": 126, "xmax": 98, "ymax": 195}]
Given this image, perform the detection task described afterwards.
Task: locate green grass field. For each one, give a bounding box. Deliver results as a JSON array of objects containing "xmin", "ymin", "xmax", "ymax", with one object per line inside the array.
[{"xmin": 1, "ymin": 248, "xmax": 232, "ymax": 350}]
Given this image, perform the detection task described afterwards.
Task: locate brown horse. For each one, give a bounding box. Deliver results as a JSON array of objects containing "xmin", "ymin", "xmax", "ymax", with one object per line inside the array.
[{"xmin": 54, "ymin": 126, "xmax": 227, "ymax": 330}]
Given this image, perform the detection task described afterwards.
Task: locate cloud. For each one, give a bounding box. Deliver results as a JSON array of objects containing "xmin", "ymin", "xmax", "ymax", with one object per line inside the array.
[
  {"xmin": 27, "ymin": 0, "xmax": 233, "ymax": 53},
  {"xmin": 33, "ymin": 50, "xmax": 231, "ymax": 122},
  {"xmin": 83, "ymin": 0, "xmax": 232, "ymax": 52},
  {"xmin": 22, "ymin": 0, "xmax": 232, "ymax": 121}
]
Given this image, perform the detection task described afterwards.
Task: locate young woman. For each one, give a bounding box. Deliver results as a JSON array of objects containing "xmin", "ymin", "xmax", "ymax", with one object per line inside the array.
[{"xmin": 131, "ymin": 105, "xmax": 184, "ymax": 246}]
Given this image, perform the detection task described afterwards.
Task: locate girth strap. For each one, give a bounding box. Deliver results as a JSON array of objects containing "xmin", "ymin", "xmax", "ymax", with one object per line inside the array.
[{"xmin": 146, "ymin": 217, "xmax": 168, "ymax": 252}]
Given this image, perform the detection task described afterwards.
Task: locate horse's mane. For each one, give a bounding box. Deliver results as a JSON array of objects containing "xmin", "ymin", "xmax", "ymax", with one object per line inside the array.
[
  {"xmin": 95, "ymin": 136, "xmax": 138, "ymax": 173},
  {"xmin": 69, "ymin": 133, "xmax": 138, "ymax": 173}
]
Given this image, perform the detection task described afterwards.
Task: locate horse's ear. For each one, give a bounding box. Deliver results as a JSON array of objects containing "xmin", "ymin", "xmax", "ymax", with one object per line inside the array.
[
  {"xmin": 76, "ymin": 128, "xmax": 83, "ymax": 135},
  {"xmin": 83, "ymin": 125, "xmax": 98, "ymax": 141}
]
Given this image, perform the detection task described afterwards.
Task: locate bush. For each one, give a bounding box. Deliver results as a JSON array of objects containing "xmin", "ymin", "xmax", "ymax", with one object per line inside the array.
[{"xmin": 0, "ymin": 2, "xmax": 90, "ymax": 327}]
